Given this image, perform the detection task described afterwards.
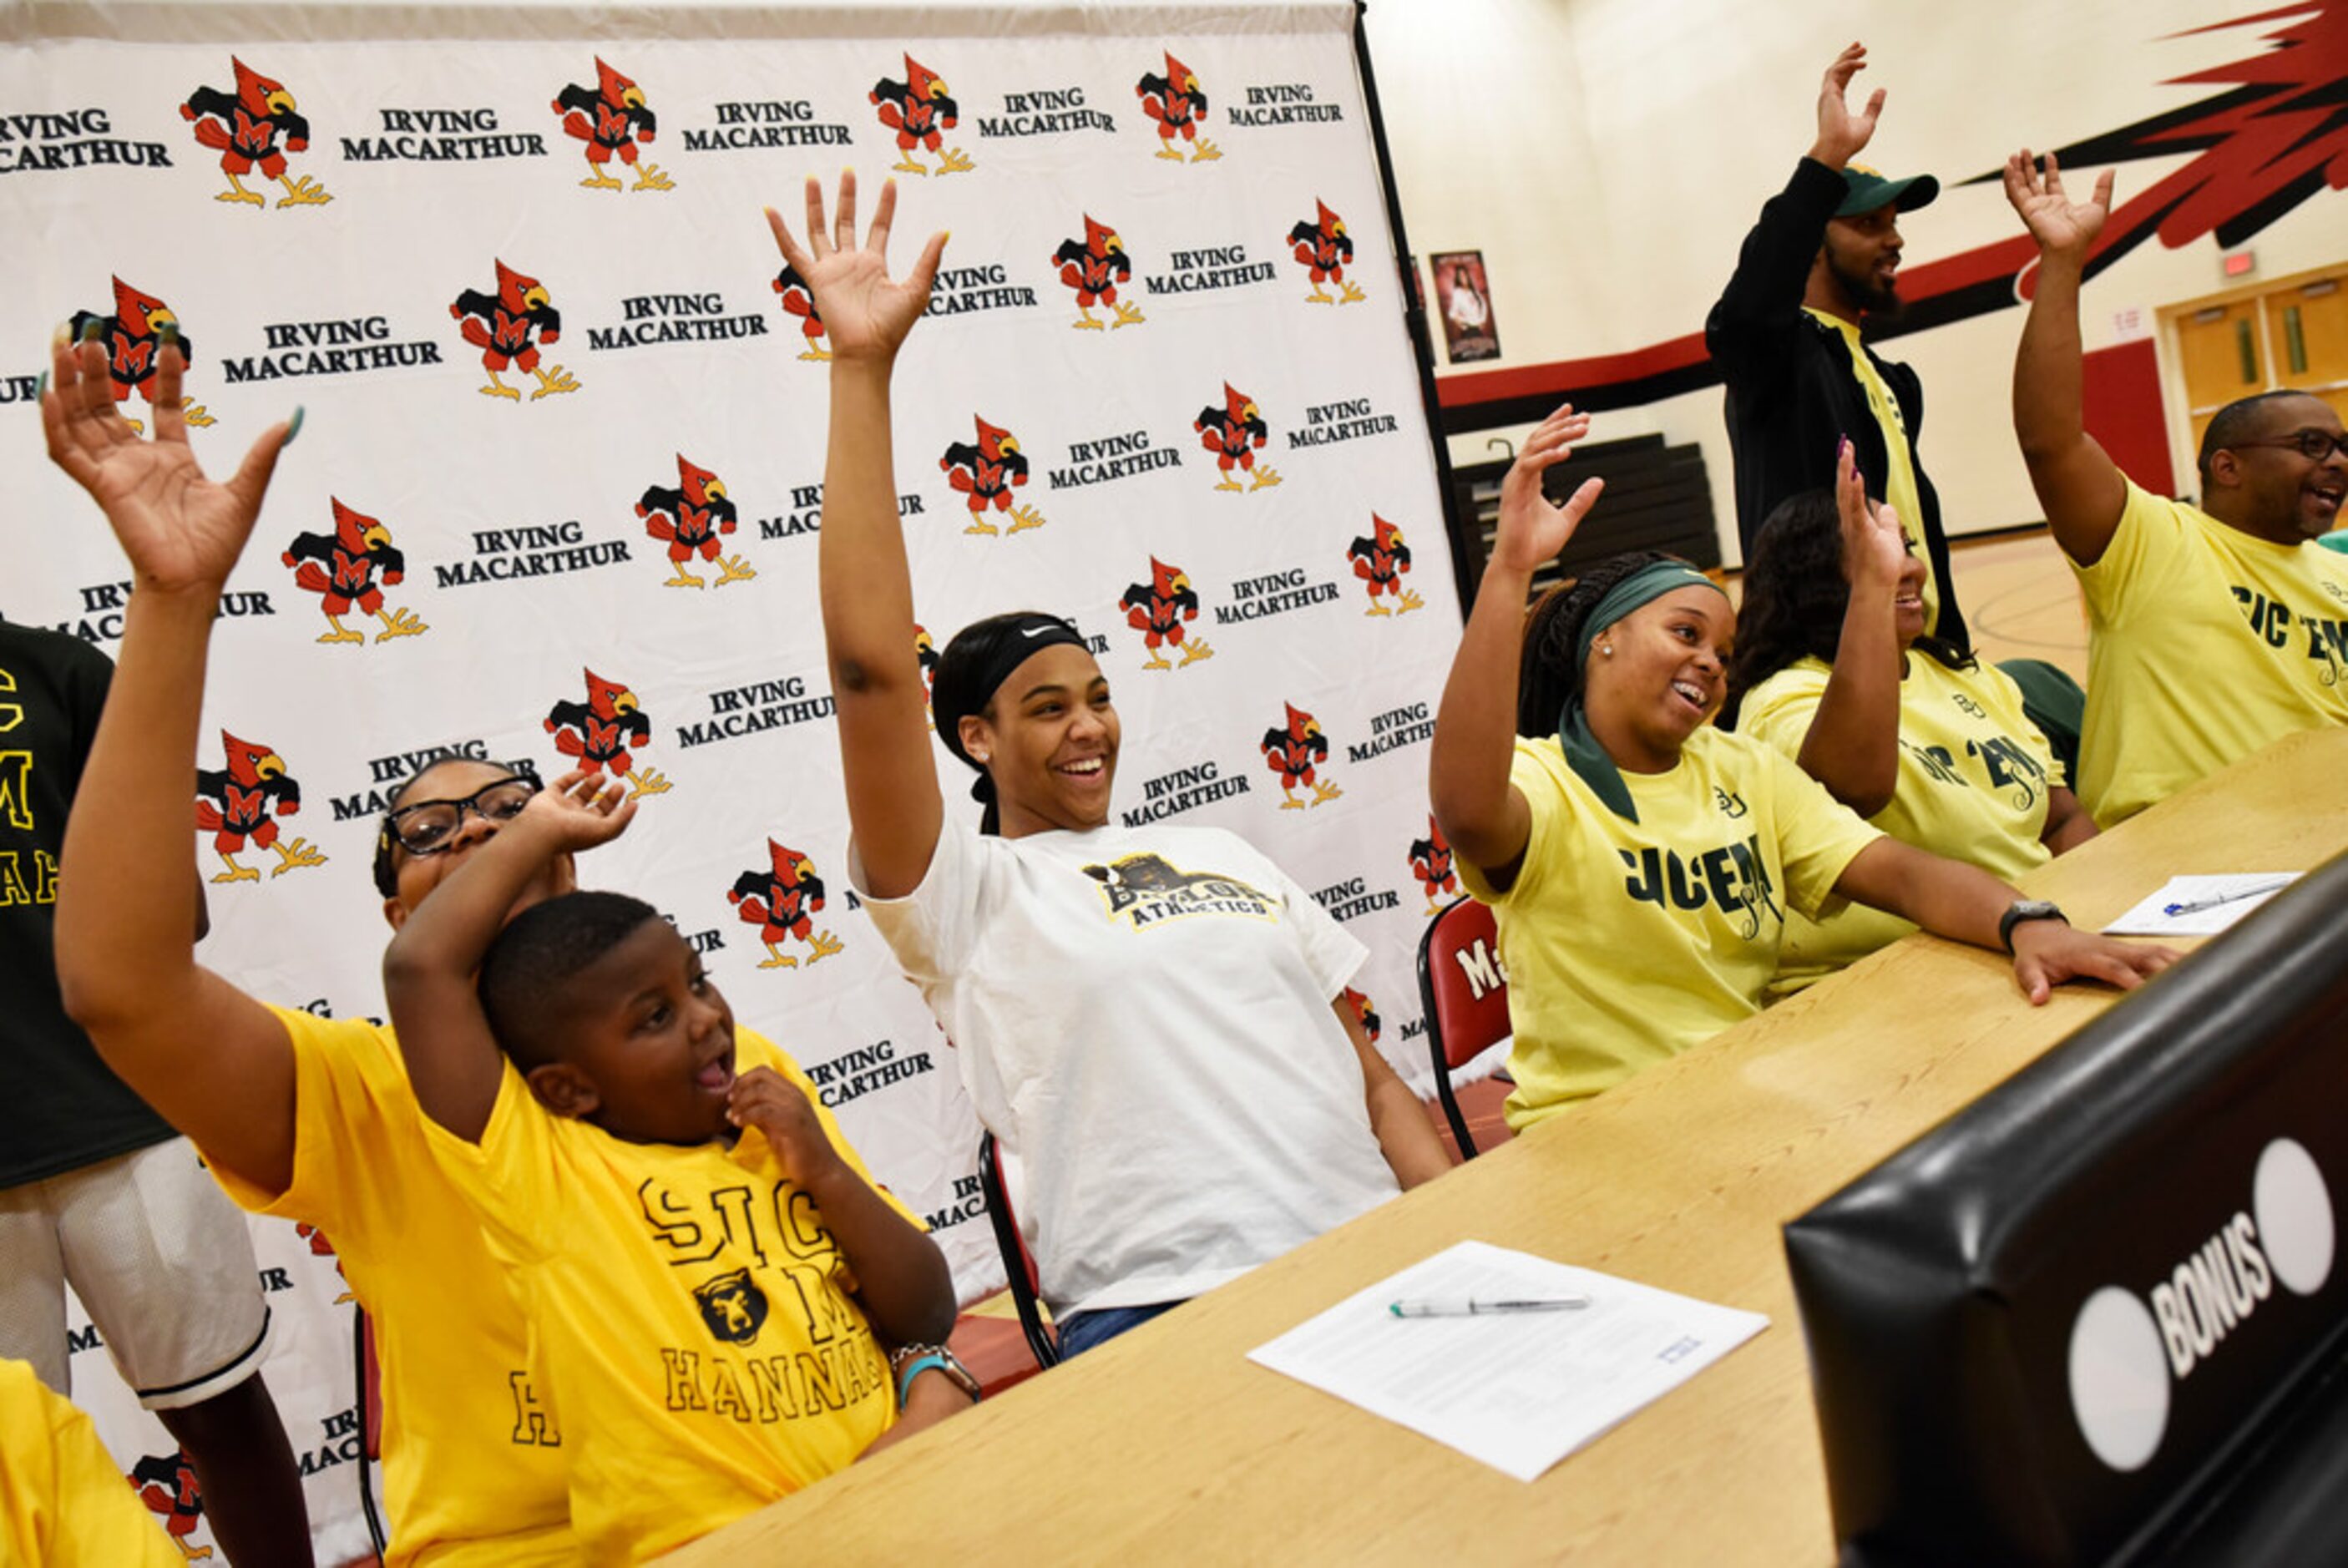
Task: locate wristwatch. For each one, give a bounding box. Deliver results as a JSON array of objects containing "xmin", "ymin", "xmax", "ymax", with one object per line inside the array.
[
  {"xmin": 1998, "ymin": 899, "xmax": 2068, "ymax": 953},
  {"xmin": 888, "ymin": 1342, "xmax": 982, "ymax": 1407}
]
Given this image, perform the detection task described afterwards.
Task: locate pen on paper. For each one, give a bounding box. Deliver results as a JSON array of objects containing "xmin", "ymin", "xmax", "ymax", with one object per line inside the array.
[
  {"xmin": 1389, "ymin": 1296, "xmax": 1591, "ymax": 1318},
  {"xmin": 2162, "ymin": 878, "xmax": 2295, "ymax": 918}
]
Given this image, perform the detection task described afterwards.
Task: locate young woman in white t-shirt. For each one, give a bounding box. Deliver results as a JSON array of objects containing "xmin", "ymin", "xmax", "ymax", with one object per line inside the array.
[
  {"xmin": 1726, "ymin": 446, "xmax": 2098, "ymax": 991},
  {"xmin": 769, "ymin": 174, "xmax": 1452, "ymax": 1357},
  {"xmin": 1427, "ymin": 405, "xmax": 2173, "ymax": 1129}
]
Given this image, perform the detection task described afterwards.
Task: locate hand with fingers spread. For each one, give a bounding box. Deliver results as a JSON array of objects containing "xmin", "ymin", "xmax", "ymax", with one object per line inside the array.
[
  {"xmin": 1493, "ymin": 404, "xmax": 1606, "ymax": 575},
  {"xmin": 42, "ymin": 327, "xmax": 295, "ymax": 599},
  {"xmin": 513, "ymin": 769, "xmax": 639, "ymax": 857},
  {"xmin": 2009, "ymin": 921, "xmax": 2178, "ymax": 1006},
  {"xmin": 2003, "ymin": 148, "xmax": 2114, "ymax": 263},
  {"xmin": 1809, "ymin": 42, "xmax": 1884, "ymax": 169},
  {"xmin": 1834, "ymin": 438, "xmax": 1907, "ymax": 595},
  {"xmin": 764, "ymin": 171, "xmax": 947, "ymax": 366}
]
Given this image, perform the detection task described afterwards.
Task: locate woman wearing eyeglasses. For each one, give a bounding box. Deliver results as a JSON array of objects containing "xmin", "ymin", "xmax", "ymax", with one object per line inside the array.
[{"xmin": 42, "ymin": 335, "xmax": 584, "ymax": 1565}]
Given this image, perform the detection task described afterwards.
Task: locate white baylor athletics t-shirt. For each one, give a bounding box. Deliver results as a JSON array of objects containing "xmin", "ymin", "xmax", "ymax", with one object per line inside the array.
[{"xmin": 857, "ymin": 820, "xmax": 1400, "ymax": 1317}]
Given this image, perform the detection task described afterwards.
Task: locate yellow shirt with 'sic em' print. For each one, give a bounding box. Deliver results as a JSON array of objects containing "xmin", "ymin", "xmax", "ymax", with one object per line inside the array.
[
  {"xmin": 422, "ymin": 1039, "xmax": 909, "ymax": 1567},
  {"xmin": 1807, "ymin": 307, "xmax": 1942, "ymax": 635},
  {"xmin": 2076, "ymin": 481, "xmax": 2348, "ymax": 824},
  {"xmin": 1458, "ymin": 730, "xmax": 1880, "ymax": 1130},
  {"xmin": 1740, "ymin": 652, "xmax": 2063, "ymax": 993},
  {"xmin": 208, "ymin": 1008, "xmax": 572, "ymax": 1568}
]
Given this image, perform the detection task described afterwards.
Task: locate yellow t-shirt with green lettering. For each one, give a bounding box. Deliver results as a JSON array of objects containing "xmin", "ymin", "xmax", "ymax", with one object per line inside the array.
[
  {"xmin": 0, "ymin": 1358, "xmax": 179, "ymax": 1567},
  {"xmin": 2076, "ymin": 482, "xmax": 2348, "ymax": 823},
  {"xmin": 1740, "ymin": 653, "xmax": 2062, "ymax": 991},
  {"xmin": 1459, "ymin": 730, "xmax": 1880, "ymax": 1130},
  {"xmin": 421, "ymin": 1044, "xmax": 910, "ymax": 1567},
  {"xmin": 1807, "ymin": 307, "xmax": 1942, "ymax": 635},
  {"xmin": 206, "ymin": 1009, "xmax": 571, "ymax": 1568}
]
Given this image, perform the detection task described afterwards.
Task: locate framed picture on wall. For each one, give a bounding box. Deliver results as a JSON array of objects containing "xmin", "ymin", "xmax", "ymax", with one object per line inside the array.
[{"xmin": 1430, "ymin": 250, "xmax": 1500, "ymax": 363}]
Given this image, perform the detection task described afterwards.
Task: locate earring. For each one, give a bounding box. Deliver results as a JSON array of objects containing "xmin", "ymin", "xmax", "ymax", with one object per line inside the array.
[
  {"xmin": 972, "ymin": 751, "xmax": 989, "ymax": 764},
  {"xmin": 1600, "ymin": 644, "xmax": 1614, "ymax": 656}
]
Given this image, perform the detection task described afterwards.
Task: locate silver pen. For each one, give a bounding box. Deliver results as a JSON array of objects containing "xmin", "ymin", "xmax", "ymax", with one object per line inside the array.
[
  {"xmin": 1389, "ymin": 1295, "xmax": 1590, "ymax": 1318},
  {"xmin": 2162, "ymin": 877, "xmax": 2295, "ymax": 917}
]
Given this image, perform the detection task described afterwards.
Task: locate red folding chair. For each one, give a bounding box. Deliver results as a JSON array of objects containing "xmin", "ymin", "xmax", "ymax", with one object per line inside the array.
[
  {"xmin": 976, "ymin": 1130, "xmax": 1060, "ymax": 1369},
  {"xmin": 1416, "ymin": 896, "xmax": 1512, "ymax": 1158}
]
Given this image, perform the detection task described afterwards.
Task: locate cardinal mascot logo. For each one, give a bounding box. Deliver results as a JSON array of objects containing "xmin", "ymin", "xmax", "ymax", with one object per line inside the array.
[
  {"xmin": 772, "ymin": 261, "xmax": 829, "ymax": 361},
  {"xmin": 940, "ymin": 416, "xmax": 1044, "ymax": 535},
  {"xmin": 544, "ymin": 670, "xmax": 672, "ymax": 799},
  {"xmin": 639, "ymin": 455, "xmax": 754, "ymax": 588},
  {"xmin": 1409, "ymin": 815, "xmax": 1456, "ymax": 915},
  {"xmin": 195, "ymin": 731, "xmax": 327, "ymax": 883},
  {"xmin": 1343, "ymin": 986, "xmax": 1382, "ymax": 1044},
  {"xmin": 554, "ymin": 58, "xmax": 671, "ymax": 192},
  {"xmin": 871, "ymin": 53, "xmax": 974, "ymax": 175},
  {"xmin": 450, "ymin": 260, "xmax": 580, "ymax": 402},
  {"xmin": 1196, "ymin": 382, "xmax": 1280, "ymax": 493},
  {"xmin": 283, "ymin": 498, "xmax": 428, "ymax": 645},
  {"xmin": 181, "ymin": 57, "xmax": 331, "ymax": 210},
  {"xmin": 1136, "ymin": 49, "xmax": 1217, "ymax": 163},
  {"xmin": 1288, "ymin": 200, "xmax": 1364, "ymax": 305},
  {"xmin": 1054, "ymin": 215, "xmax": 1144, "ymax": 330},
  {"xmin": 1348, "ymin": 514, "xmax": 1422, "ymax": 615},
  {"xmin": 129, "ymin": 1451, "xmax": 214, "ymax": 1560},
  {"xmin": 726, "ymin": 840, "xmax": 843, "ymax": 967},
  {"xmin": 1262, "ymin": 701, "xmax": 1342, "ymax": 809},
  {"xmin": 692, "ymin": 1267, "xmax": 772, "ymax": 1345},
  {"xmin": 294, "ymin": 1222, "xmax": 357, "ymax": 1304},
  {"xmin": 915, "ymin": 625, "xmax": 939, "ymax": 729},
  {"xmin": 1121, "ymin": 557, "xmax": 1215, "ymax": 670},
  {"xmin": 68, "ymin": 278, "xmax": 212, "ymax": 432}
]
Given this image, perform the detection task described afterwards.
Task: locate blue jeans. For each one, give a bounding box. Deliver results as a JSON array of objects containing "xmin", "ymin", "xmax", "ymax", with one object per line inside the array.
[{"xmin": 1055, "ymin": 1299, "xmax": 1182, "ymax": 1358}]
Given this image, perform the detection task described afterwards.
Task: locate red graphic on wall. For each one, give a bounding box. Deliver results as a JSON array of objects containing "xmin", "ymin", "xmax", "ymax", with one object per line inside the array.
[
  {"xmin": 940, "ymin": 417, "xmax": 1043, "ymax": 535},
  {"xmin": 1348, "ymin": 515, "xmax": 1422, "ymax": 615},
  {"xmin": 727, "ymin": 841, "xmax": 843, "ymax": 967},
  {"xmin": 67, "ymin": 278, "xmax": 213, "ymax": 432},
  {"xmin": 554, "ymin": 58, "xmax": 671, "ymax": 192},
  {"xmin": 181, "ymin": 57, "xmax": 331, "ymax": 210},
  {"xmin": 129, "ymin": 1451, "xmax": 213, "ymax": 1560},
  {"xmin": 1137, "ymin": 49, "xmax": 1218, "ymax": 163},
  {"xmin": 639, "ymin": 456, "xmax": 752, "ymax": 588},
  {"xmin": 195, "ymin": 731, "xmax": 326, "ymax": 885},
  {"xmin": 284, "ymin": 498, "xmax": 428, "ymax": 645},
  {"xmin": 1197, "ymin": 382, "xmax": 1281, "ymax": 492},
  {"xmin": 1054, "ymin": 215, "xmax": 1143, "ymax": 330},
  {"xmin": 1288, "ymin": 200, "xmax": 1364, "ymax": 305},
  {"xmin": 1121, "ymin": 557, "xmax": 1214, "ymax": 670},
  {"xmin": 872, "ymin": 53, "xmax": 973, "ymax": 175},
  {"xmin": 451, "ymin": 260, "xmax": 579, "ymax": 402},
  {"xmin": 1409, "ymin": 817, "xmax": 1457, "ymax": 915},
  {"xmin": 544, "ymin": 670, "xmax": 671, "ymax": 799},
  {"xmin": 1263, "ymin": 701, "xmax": 1341, "ymax": 810},
  {"xmin": 772, "ymin": 262, "xmax": 829, "ymax": 361}
]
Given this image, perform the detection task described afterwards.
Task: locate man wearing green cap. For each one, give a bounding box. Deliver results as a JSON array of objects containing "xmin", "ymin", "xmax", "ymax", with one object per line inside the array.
[{"xmin": 1707, "ymin": 40, "xmax": 1966, "ymax": 651}]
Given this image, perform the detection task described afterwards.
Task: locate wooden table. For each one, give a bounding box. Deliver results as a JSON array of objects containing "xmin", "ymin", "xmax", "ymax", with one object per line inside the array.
[{"xmin": 670, "ymin": 728, "xmax": 2348, "ymax": 1565}]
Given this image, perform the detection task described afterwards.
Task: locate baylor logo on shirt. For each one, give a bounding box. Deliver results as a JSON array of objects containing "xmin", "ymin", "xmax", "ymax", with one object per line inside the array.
[
  {"xmin": 1620, "ymin": 832, "xmax": 1784, "ymax": 940},
  {"xmin": 1080, "ymin": 852, "xmax": 1278, "ymax": 929}
]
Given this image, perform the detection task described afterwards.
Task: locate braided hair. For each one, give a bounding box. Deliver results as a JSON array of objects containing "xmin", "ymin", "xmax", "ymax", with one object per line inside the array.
[{"xmin": 1515, "ymin": 550, "xmax": 1674, "ymax": 737}]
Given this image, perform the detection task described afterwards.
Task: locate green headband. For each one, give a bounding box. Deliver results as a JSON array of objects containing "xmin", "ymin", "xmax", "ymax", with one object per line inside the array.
[{"xmin": 1559, "ymin": 562, "xmax": 1726, "ymax": 822}]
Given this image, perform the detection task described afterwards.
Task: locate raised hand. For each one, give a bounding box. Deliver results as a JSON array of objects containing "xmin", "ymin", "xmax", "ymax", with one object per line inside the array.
[
  {"xmin": 764, "ymin": 171, "xmax": 947, "ymax": 365},
  {"xmin": 1492, "ymin": 404, "xmax": 1605, "ymax": 575},
  {"xmin": 1834, "ymin": 438, "xmax": 1907, "ymax": 591},
  {"xmin": 43, "ymin": 328, "xmax": 293, "ymax": 598},
  {"xmin": 726, "ymin": 1065, "xmax": 846, "ymax": 1186},
  {"xmin": 1809, "ymin": 42, "xmax": 1883, "ymax": 169},
  {"xmin": 2003, "ymin": 149, "xmax": 2115, "ymax": 262},
  {"xmin": 514, "ymin": 769, "xmax": 637, "ymax": 853}
]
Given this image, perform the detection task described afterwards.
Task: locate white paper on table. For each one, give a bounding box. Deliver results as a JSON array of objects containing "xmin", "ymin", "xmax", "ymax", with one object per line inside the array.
[
  {"xmin": 1246, "ymin": 1239, "xmax": 1768, "ymax": 1483},
  {"xmin": 2102, "ymin": 874, "xmax": 2300, "ymax": 936}
]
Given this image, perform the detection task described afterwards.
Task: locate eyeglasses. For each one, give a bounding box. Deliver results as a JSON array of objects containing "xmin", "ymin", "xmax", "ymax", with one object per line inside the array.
[
  {"xmin": 382, "ymin": 776, "xmax": 540, "ymax": 855},
  {"xmin": 2232, "ymin": 428, "xmax": 2348, "ymax": 463}
]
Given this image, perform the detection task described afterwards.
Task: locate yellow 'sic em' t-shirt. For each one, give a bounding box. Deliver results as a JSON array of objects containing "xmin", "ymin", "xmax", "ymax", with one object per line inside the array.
[
  {"xmin": 2075, "ymin": 481, "xmax": 2348, "ymax": 824},
  {"xmin": 1740, "ymin": 652, "xmax": 2062, "ymax": 991},
  {"xmin": 423, "ymin": 1039, "xmax": 908, "ymax": 1567},
  {"xmin": 207, "ymin": 1009, "xmax": 572, "ymax": 1568},
  {"xmin": 1458, "ymin": 730, "xmax": 1881, "ymax": 1130}
]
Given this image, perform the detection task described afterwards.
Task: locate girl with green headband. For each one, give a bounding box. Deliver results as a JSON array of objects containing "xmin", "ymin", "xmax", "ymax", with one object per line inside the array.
[
  {"xmin": 1727, "ymin": 443, "xmax": 2098, "ymax": 995},
  {"xmin": 1429, "ymin": 406, "xmax": 2175, "ymax": 1131}
]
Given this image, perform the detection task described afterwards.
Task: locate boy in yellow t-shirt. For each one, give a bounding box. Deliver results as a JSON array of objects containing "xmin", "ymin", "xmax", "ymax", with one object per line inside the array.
[{"xmin": 382, "ymin": 771, "xmax": 964, "ymax": 1566}]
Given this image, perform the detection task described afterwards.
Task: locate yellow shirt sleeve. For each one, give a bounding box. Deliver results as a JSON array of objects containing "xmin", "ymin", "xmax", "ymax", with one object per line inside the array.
[
  {"xmin": 1757, "ymin": 743, "xmax": 1883, "ymax": 918},
  {"xmin": 0, "ymin": 1360, "xmax": 181, "ymax": 1568},
  {"xmin": 1456, "ymin": 738, "xmax": 1565, "ymax": 906},
  {"xmin": 1736, "ymin": 660, "xmax": 1833, "ymax": 764},
  {"xmin": 203, "ymin": 1007, "xmax": 402, "ymax": 1233}
]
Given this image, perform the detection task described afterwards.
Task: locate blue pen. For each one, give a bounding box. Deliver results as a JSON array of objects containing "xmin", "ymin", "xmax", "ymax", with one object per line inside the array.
[{"xmin": 2162, "ymin": 878, "xmax": 2293, "ymax": 918}]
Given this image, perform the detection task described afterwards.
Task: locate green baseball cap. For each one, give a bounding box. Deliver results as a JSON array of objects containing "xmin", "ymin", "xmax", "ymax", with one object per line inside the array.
[{"xmin": 1837, "ymin": 162, "xmax": 1939, "ymax": 217}]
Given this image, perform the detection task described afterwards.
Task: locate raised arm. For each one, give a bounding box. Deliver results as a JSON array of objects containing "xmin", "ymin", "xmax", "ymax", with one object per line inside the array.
[
  {"xmin": 45, "ymin": 328, "xmax": 303, "ymax": 1196},
  {"xmin": 1793, "ymin": 443, "xmax": 1908, "ymax": 816},
  {"xmin": 1706, "ymin": 43, "xmax": 1880, "ymax": 368},
  {"xmin": 1430, "ymin": 405, "xmax": 1602, "ymax": 889},
  {"xmin": 770, "ymin": 174, "xmax": 949, "ymax": 899},
  {"xmin": 2006, "ymin": 149, "xmax": 2128, "ymax": 565},
  {"xmin": 380, "ymin": 772, "xmax": 634, "ymax": 1142},
  {"xmin": 726, "ymin": 1069, "xmax": 956, "ymax": 1348},
  {"xmin": 1831, "ymin": 837, "xmax": 2174, "ymax": 1003}
]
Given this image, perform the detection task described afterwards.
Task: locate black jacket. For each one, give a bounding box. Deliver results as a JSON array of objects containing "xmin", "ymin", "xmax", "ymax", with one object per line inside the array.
[{"xmin": 1705, "ymin": 156, "xmax": 1968, "ymax": 652}]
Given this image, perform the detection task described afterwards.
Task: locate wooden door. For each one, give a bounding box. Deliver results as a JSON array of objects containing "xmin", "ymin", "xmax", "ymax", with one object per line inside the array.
[
  {"xmin": 2270, "ymin": 272, "xmax": 2348, "ymax": 427},
  {"xmin": 2175, "ymin": 296, "xmax": 2267, "ymax": 453}
]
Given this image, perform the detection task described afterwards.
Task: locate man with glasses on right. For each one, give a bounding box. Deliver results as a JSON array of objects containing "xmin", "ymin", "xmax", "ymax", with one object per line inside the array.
[{"xmin": 2006, "ymin": 149, "xmax": 2348, "ymax": 825}]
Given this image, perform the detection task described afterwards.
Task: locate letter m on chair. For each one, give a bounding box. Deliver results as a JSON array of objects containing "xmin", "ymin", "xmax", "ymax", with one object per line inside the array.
[{"xmin": 1416, "ymin": 896, "xmax": 1511, "ymax": 1159}]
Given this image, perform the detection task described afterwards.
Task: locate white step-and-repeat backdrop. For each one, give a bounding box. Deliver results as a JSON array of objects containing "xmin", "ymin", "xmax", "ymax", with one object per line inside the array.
[{"xmin": 2, "ymin": 3, "xmax": 1471, "ymax": 1555}]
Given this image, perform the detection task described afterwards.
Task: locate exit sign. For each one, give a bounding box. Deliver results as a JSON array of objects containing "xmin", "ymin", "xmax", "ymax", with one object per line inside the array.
[{"xmin": 2222, "ymin": 249, "xmax": 2257, "ymax": 279}]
